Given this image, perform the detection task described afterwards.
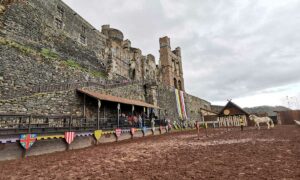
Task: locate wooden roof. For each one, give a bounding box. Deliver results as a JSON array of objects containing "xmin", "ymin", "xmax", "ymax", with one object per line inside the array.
[
  {"xmin": 218, "ymin": 101, "xmax": 249, "ymax": 116},
  {"xmin": 77, "ymin": 89, "xmax": 159, "ymax": 109}
]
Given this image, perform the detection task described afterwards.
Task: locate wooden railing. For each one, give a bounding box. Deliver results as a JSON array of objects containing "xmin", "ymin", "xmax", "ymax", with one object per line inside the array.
[{"xmin": 0, "ymin": 114, "xmax": 163, "ymax": 135}]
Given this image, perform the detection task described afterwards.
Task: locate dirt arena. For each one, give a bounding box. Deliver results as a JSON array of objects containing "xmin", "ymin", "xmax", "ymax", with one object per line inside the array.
[{"xmin": 0, "ymin": 125, "xmax": 299, "ymax": 180}]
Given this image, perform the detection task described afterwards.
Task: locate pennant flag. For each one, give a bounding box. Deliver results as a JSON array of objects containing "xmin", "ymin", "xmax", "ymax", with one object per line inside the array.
[
  {"xmin": 19, "ymin": 134, "xmax": 37, "ymax": 150},
  {"xmin": 94, "ymin": 130, "xmax": 102, "ymax": 141},
  {"xmin": 64, "ymin": 132, "xmax": 75, "ymax": 144},
  {"xmin": 115, "ymin": 128, "xmax": 122, "ymax": 137},
  {"xmin": 130, "ymin": 128, "xmax": 136, "ymax": 135}
]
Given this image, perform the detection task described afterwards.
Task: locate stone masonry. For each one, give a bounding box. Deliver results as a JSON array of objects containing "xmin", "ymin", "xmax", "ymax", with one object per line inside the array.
[{"xmin": 0, "ymin": 0, "xmax": 211, "ymax": 122}]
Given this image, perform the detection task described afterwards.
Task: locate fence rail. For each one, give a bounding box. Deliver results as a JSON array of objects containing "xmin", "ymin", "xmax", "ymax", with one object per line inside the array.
[{"xmin": 0, "ymin": 114, "xmax": 163, "ymax": 135}]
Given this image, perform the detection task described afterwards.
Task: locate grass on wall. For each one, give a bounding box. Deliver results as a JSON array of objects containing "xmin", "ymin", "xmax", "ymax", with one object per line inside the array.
[
  {"xmin": 0, "ymin": 37, "xmax": 37, "ymax": 56},
  {"xmin": 62, "ymin": 59, "xmax": 107, "ymax": 78},
  {"xmin": 41, "ymin": 48, "xmax": 59, "ymax": 60},
  {"xmin": 0, "ymin": 37, "xmax": 107, "ymax": 78}
]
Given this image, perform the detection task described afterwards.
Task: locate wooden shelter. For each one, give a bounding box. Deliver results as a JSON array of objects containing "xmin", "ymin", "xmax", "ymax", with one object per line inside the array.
[
  {"xmin": 217, "ymin": 101, "xmax": 251, "ymax": 127},
  {"xmin": 77, "ymin": 89, "xmax": 160, "ymax": 129},
  {"xmin": 274, "ymin": 110, "xmax": 300, "ymax": 125}
]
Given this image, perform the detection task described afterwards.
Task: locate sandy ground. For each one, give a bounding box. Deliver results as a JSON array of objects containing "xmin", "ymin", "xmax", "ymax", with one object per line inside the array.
[{"xmin": 0, "ymin": 125, "xmax": 299, "ymax": 180}]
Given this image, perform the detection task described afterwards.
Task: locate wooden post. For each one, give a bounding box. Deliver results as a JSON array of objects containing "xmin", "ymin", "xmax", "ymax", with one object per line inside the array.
[
  {"xmin": 132, "ymin": 105, "xmax": 134, "ymax": 116},
  {"xmin": 205, "ymin": 122, "xmax": 208, "ymax": 137},
  {"xmin": 158, "ymin": 109, "xmax": 161, "ymax": 120},
  {"xmin": 103, "ymin": 105, "xmax": 106, "ymax": 125},
  {"xmin": 69, "ymin": 116, "xmax": 72, "ymax": 132},
  {"xmin": 196, "ymin": 121, "xmax": 200, "ymax": 140},
  {"xmin": 28, "ymin": 115, "xmax": 32, "ymax": 133},
  {"xmin": 97, "ymin": 100, "xmax": 101, "ymax": 130},
  {"xmin": 226, "ymin": 117, "xmax": 229, "ymax": 132},
  {"xmin": 117, "ymin": 103, "xmax": 120, "ymax": 128},
  {"xmin": 83, "ymin": 94, "xmax": 86, "ymax": 117}
]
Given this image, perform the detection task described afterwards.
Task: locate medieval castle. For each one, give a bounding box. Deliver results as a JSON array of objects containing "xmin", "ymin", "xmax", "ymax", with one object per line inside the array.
[{"xmin": 0, "ymin": 0, "xmax": 212, "ymax": 124}]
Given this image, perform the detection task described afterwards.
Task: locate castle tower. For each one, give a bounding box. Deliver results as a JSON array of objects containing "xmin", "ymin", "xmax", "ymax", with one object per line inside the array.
[{"xmin": 159, "ymin": 36, "xmax": 185, "ymax": 91}]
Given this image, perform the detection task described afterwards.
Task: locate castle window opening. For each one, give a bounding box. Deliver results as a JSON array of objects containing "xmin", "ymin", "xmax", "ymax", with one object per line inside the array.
[
  {"xmin": 80, "ymin": 34, "xmax": 87, "ymax": 44},
  {"xmin": 176, "ymin": 62, "xmax": 180, "ymax": 76},
  {"xmin": 57, "ymin": 6, "xmax": 64, "ymax": 18},
  {"xmin": 178, "ymin": 80, "xmax": 182, "ymax": 91},
  {"xmin": 82, "ymin": 25, "xmax": 86, "ymax": 34},
  {"xmin": 174, "ymin": 78, "xmax": 178, "ymax": 89},
  {"xmin": 54, "ymin": 18, "xmax": 63, "ymax": 29}
]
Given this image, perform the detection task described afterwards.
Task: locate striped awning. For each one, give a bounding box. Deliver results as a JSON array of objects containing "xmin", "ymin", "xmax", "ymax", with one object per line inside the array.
[{"xmin": 77, "ymin": 88, "xmax": 160, "ymax": 109}]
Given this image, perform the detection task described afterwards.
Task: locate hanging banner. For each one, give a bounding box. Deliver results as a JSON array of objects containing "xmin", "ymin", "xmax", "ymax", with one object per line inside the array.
[
  {"xmin": 19, "ymin": 134, "xmax": 37, "ymax": 150},
  {"xmin": 174, "ymin": 89, "xmax": 188, "ymax": 120},
  {"xmin": 115, "ymin": 128, "xmax": 122, "ymax": 137},
  {"xmin": 94, "ymin": 130, "xmax": 102, "ymax": 141},
  {"xmin": 64, "ymin": 132, "xmax": 75, "ymax": 144},
  {"xmin": 175, "ymin": 89, "xmax": 183, "ymax": 119},
  {"xmin": 179, "ymin": 90, "xmax": 188, "ymax": 119}
]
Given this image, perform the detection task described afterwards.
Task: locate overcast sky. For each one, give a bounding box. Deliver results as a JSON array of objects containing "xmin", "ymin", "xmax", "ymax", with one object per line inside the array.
[{"xmin": 63, "ymin": 0, "xmax": 300, "ymax": 109}]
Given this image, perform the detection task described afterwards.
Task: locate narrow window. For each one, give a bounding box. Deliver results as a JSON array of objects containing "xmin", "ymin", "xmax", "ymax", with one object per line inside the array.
[
  {"xmin": 57, "ymin": 6, "xmax": 64, "ymax": 18},
  {"xmin": 82, "ymin": 26, "xmax": 86, "ymax": 33},
  {"xmin": 55, "ymin": 18, "xmax": 63, "ymax": 29},
  {"xmin": 174, "ymin": 78, "xmax": 178, "ymax": 89},
  {"xmin": 80, "ymin": 34, "xmax": 86, "ymax": 44}
]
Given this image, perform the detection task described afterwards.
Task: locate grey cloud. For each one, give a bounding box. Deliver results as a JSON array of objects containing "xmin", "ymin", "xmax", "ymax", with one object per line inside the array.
[{"xmin": 63, "ymin": 0, "xmax": 300, "ymax": 103}]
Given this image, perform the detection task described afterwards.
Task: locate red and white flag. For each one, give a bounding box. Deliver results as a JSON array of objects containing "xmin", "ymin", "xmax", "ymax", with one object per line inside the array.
[{"xmin": 64, "ymin": 132, "xmax": 75, "ymax": 144}]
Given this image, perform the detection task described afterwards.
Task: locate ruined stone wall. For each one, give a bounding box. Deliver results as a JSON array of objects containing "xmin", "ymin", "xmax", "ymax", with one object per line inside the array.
[
  {"xmin": 0, "ymin": 0, "xmax": 212, "ymax": 121},
  {"xmin": 85, "ymin": 84, "xmax": 146, "ymax": 102},
  {"xmin": 1, "ymin": 0, "xmax": 107, "ymax": 73},
  {"xmin": 157, "ymin": 85, "xmax": 211, "ymax": 122},
  {"xmin": 159, "ymin": 37, "xmax": 185, "ymax": 91},
  {"xmin": 185, "ymin": 94, "xmax": 212, "ymax": 121},
  {"xmin": 0, "ymin": 89, "xmax": 82, "ymax": 115},
  {"xmin": 157, "ymin": 85, "xmax": 178, "ymax": 121},
  {"xmin": 0, "ymin": 40, "xmax": 106, "ymax": 99}
]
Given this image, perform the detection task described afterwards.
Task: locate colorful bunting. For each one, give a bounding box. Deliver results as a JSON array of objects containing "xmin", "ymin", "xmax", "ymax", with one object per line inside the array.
[
  {"xmin": 115, "ymin": 128, "xmax": 122, "ymax": 137},
  {"xmin": 64, "ymin": 132, "xmax": 75, "ymax": 144},
  {"xmin": 94, "ymin": 130, "xmax": 102, "ymax": 141}
]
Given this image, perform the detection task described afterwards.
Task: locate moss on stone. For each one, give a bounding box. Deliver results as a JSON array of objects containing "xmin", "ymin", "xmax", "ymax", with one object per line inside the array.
[
  {"xmin": 41, "ymin": 48, "xmax": 59, "ymax": 60},
  {"xmin": 62, "ymin": 59, "xmax": 107, "ymax": 78},
  {"xmin": 0, "ymin": 37, "xmax": 37, "ymax": 56},
  {"xmin": 1, "ymin": 37, "xmax": 107, "ymax": 79},
  {"xmin": 62, "ymin": 59, "xmax": 86, "ymax": 71},
  {"xmin": 90, "ymin": 70, "xmax": 107, "ymax": 78}
]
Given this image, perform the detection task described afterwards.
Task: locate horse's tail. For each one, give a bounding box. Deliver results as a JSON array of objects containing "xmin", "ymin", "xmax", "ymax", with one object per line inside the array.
[{"xmin": 270, "ymin": 118, "xmax": 274, "ymax": 128}]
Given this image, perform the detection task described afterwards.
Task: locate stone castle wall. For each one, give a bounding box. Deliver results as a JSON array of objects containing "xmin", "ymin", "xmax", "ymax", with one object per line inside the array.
[
  {"xmin": 0, "ymin": 0, "xmax": 212, "ymax": 123},
  {"xmin": 185, "ymin": 94, "xmax": 211, "ymax": 121},
  {"xmin": 1, "ymin": 0, "xmax": 107, "ymax": 73}
]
